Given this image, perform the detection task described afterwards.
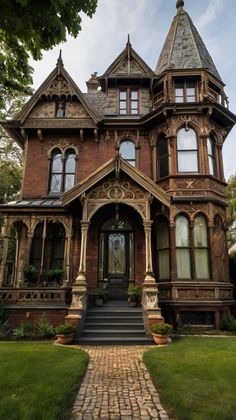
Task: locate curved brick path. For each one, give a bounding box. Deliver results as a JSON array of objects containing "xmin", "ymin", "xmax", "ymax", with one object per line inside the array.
[{"xmin": 71, "ymin": 346, "xmax": 170, "ymax": 420}]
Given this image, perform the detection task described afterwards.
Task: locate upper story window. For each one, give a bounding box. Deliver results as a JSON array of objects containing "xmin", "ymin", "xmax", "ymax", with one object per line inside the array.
[
  {"xmin": 175, "ymin": 79, "xmax": 196, "ymax": 103},
  {"xmin": 177, "ymin": 128, "xmax": 199, "ymax": 173},
  {"xmin": 120, "ymin": 140, "xmax": 136, "ymax": 166},
  {"xmin": 207, "ymin": 136, "xmax": 217, "ymax": 177},
  {"xmin": 157, "ymin": 136, "xmax": 169, "ymax": 178},
  {"xmin": 119, "ymin": 88, "xmax": 139, "ymax": 115},
  {"xmin": 49, "ymin": 148, "xmax": 76, "ymax": 194},
  {"xmin": 56, "ymin": 100, "xmax": 66, "ymax": 117}
]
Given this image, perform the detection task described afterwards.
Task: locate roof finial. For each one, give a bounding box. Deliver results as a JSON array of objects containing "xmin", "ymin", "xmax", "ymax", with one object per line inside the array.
[
  {"xmin": 176, "ymin": 0, "xmax": 184, "ymax": 10},
  {"xmin": 57, "ymin": 49, "xmax": 64, "ymax": 67},
  {"xmin": 126, "ymin": 34, "xmax": 131, "ymax": 47}
]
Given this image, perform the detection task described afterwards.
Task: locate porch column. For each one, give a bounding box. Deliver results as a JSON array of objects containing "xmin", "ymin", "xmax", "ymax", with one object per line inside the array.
[
  {"xmin": 66, "ymin": 221, "xmax": 89, "ymax": 327},
  {"xmin": 63, "ymin": 231, "xmax": 72, "ymax": 286},
  {"xmin": 142, "ymin": 220, "xmax": 164, "ymax": 331},
  {"xmin": 143, "ymin": 220, "xmax": 155, "ymax": 282},
  {"xmin": 0, "ymin": 223, "xmax": 9, "ymax": 287},
  {"xmin": 76, "ymin": 221, "xmax": 89, "ymax": 286}
]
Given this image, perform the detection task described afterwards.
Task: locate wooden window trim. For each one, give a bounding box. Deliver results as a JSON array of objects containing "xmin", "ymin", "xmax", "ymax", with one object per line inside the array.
[{"xmin": 119, "ymin": 88, "xmax": 140, "ymax": 115}]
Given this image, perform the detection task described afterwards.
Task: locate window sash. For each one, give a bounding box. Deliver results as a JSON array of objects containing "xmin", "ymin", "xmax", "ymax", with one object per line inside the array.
[{"xmin": 119, "ymin": 88, "xmax": 139, "ymax": 114}]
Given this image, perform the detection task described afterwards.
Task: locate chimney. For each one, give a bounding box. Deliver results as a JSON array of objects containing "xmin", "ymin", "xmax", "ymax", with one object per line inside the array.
[{"xmin": 86, "ymin": 72, "xmax": 99, "ymax": 93}]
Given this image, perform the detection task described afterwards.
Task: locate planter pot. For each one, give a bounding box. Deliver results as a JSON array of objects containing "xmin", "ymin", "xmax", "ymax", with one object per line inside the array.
[
  {"xmin": 56, "ymin": 334, "xmax": 74, "ymax": 345},
  {"xmin": 152, "ymin": 333, "xmax": 170, "ymax": 345},
  {"xmin": 95, "ymin": 298, "xmax": 104, "ymax": 307}
]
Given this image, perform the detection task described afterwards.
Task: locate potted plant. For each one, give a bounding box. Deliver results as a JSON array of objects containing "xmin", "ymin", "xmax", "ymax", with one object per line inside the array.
[
  {"xmin": 88, "ymin": 288, "xmax": 108, "ymax": 306},
  {"xmin": 150, "ymin": 322, "xmax": 173, "ymax": 345},
  {"xmin": 55, "ymin": 323, "xmax": 76, "ymax": 344},
  {"xmin": 47, "ymin": 268, "xmax": 64, "ymax": 286},
  {"xmin": 24, "ymin": 264, "xmax": 38, "ymax": 286},
  {"xmin": 127, "ymin": 284, "xmax": 142, "ymax": 307}
]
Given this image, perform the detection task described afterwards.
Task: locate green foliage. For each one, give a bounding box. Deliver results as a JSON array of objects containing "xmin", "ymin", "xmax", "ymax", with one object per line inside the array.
[
  {"xmin": 221, "ymin": 314, "xmax": 236, "ymax": 332},
  {"xmin": 34, "ymin": 319, "xmax": 55, "ymax": 339},
  {"xmin": 46, "ymin": 268, "xmax": 64, "ymax": 285},
  {"xmin": 13, "ymin": 319, "xmax": 55, "ymax": 339},
  {"xmin": 0, "ymin": 160, "xmax": 22, "ymax": 204},
  {"xmin": 55, "ymin": 323, "xmax": 76, "ymax": 336},
  {"xmin": 127, "ymin": 284, "xmax": 142, "ymax": 304},
  {"xmin": 143, "ymin": 337, "xmax": 236, "ymax": 419},
  {"xmin": 150, "ymin": 323, "xmax": 173, "ymax": 336},
  {"xmin": 0, "ymin": 0, "xmax": 98, "ymax": 103},
  {"xmin": 0, "ymin": 342, "xmax": 88, "ymax": 419},
  {"xmin": 88, "ymin": 288, "xmax": 109, "ymax": 301},
  {"xmin": 13, "ymin": 322, "xmax": 35, "ymax": 339},
  {"xmin": 226, "ymin": 173, "xmax": 236, "ymax": 246}
]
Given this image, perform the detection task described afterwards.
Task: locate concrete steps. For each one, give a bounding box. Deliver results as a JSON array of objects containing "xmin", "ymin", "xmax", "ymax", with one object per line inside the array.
[{"xmin": 75, "ymin": 301, "xmax": 153, "ymax": 345}]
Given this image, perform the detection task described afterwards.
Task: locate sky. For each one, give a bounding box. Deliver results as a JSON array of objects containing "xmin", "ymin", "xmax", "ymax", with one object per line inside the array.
[{"xmin": 30, "ymin": 0, "xmax": 236, "ymax": 180}]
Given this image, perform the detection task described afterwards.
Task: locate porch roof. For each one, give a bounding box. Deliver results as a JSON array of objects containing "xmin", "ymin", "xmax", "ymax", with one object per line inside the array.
[{"xmin": 61, "ymin": 156, "xmax": 170, "ymax": 208}]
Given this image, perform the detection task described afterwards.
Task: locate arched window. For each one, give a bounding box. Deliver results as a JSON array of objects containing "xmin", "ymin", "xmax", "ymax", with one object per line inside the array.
[
  {"xmin": 177, "ymin": 128, "xmax": 198, "ymax": 173},
  {"xmin": 176, "ymin": 215, "xmax": 191, "ymax": 279},
  {"xmin": 49, "ymin": 148, "xmax": 76, "ymax": 193},
  {"xmin": 49, "ymin": 149, "xmax": 63, "ymax": 193},
  {"xmin": 156, "ymin": 218, "xmax": 170, "ymax": 279},
  {"xmin": 64, "ymin": 149, "xmax": 76, "ymax": 191},
  {"xmin": 207, "ymin": 136, "xmax": 217, "ymax": 176},
  {"xmin": 120, "ymin": 140, "xmax": 136, "ymax": 166},
  {"xmin": 194, "ymin": 215, "xmax": 209, "ymax": 279},
  {"xmin": 157, "ymin": 136, "xmax": 168, "ymax": 178}
]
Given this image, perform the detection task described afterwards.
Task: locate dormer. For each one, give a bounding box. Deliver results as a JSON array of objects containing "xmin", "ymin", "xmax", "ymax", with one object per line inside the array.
[{"xmin": 98, "ymin": 36, "xmax": 156, "ymax": 117}]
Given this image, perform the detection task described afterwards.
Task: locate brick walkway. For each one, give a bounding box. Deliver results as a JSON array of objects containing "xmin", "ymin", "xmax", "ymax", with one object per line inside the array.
[{"xmin": 71, "ymin": 346, "xmax": 169, "ymax": 420}]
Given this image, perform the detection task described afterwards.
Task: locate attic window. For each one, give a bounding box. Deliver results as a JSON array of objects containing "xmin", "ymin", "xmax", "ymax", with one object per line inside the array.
[
  {"xmin": 56, "ymin": 100, "xmax": 66, "ymax": 117},
  {"xmin": 175, "ymin": 79, "xmax": 196, "ymax": 103},
  {"xmin": 119, "ymin": 88, "xmax": 139, "ymax": 115}
]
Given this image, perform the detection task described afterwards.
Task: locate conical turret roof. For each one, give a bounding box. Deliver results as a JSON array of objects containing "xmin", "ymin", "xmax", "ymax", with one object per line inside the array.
[{"xmin": 155, "ymin": 1, "xmax": 222, "ymax": 81}]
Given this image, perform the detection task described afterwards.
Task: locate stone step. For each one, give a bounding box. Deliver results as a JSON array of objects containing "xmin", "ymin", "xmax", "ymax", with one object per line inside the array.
[
  {"xmin": 83, "ymin": 329, "xmax": 146, "ymax": 336},
  {"xmin": 74, "ymin": 336, "xmax": 153, "ymax": 345},
  {"xmin": 86, "ymin": 315, "xmax": 143, "ymax": 322},
  {"xmin": 85, "ymin": 322, "xmax": 143, "ymax": 330}
]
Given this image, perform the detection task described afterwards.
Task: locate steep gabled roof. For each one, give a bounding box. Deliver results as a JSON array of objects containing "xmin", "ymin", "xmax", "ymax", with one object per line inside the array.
[
  {"xmin": 100, "ymin": 36, "xmax": 155, "ymax": 78},
  {"xmin": 155, "ymin": 1, "xmax": 222, "ymax": 81},
  {"xmin": 62, "ymin": 156, "xmax": 170, "ymax": 208},
  {"xmin": 15, "ymin": 53, "xmax": 101, "ymax": 124}
]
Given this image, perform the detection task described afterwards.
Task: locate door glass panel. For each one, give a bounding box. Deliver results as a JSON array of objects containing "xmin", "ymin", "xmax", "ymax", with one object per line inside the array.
[{"xmin": 108, "ymin": 233, "xmax": 126, "ymax": 274}]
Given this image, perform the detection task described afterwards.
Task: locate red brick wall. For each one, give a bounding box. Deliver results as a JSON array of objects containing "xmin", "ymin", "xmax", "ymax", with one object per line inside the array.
[
  {"xmin": 22, "ymin": 133, "xmax": 153, "ymax": 198},
  {"xmin": 6, "ymin": 308, "xmax": 67, "ymax": 328}
]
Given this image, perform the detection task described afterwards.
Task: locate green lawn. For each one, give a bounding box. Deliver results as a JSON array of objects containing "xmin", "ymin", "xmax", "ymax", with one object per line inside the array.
[
  {"xmin": 0, "ymin": 342, "xmax": 89, "ymax": 420},
  {"xmin": 143, "ymin": 337, "xmax": 236, "ymax": 420}
]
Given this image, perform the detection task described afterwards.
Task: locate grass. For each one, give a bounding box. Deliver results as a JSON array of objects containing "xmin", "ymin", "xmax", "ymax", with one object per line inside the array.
[
  {"xmin": 143, "ymin": 337, "xmax": 236, "ymax": 420},
  {"xmin": 0, "ymin": 342, "xmax": 89, "ymax": 420}
]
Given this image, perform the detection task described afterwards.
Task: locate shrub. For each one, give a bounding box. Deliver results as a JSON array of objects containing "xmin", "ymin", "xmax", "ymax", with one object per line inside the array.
[
  {"xmin": 0, "ymin": 319, "xmax": 11, "ymax": 338},
  {"xmin": 35, "ymin": 319, "xmax": 55, "ymax": 339},
  {"xmin": 55, "ymin": 324, "xmax": 76, "ymax": 336},
  {"xmin": 150, "ymin": 322, "xmax": 173, "ymax": 336},
  {"xmin": 13, "ymin": 322, "xmax": 34, "ymax": 338},
  {"xmin": 221, "ymin": 314, "xmax": 236, "ymax": 332}
]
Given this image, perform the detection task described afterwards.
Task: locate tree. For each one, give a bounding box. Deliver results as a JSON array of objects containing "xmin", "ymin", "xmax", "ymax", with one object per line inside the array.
[
  {"xmin": 0, "ymin": 0, "xmax": 98, "ymax": 106},
  {"xmin": 0, "ymin": 92, "xmax": 29, "ymax": 204},
  {"xmin": 225, "ymin": 173, "xmax": 236, "ymax": 247}
]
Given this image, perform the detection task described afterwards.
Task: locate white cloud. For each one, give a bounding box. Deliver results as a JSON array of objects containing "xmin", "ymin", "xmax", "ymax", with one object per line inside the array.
[{"xmin": 196, "ymin": 0, "xmax": 225, "ymax": 33}]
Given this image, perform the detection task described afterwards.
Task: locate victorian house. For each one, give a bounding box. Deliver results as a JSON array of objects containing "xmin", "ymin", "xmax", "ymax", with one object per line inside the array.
[{"xmin": 0, "ymin": 0, "xmax": 235, "ymax": 333}]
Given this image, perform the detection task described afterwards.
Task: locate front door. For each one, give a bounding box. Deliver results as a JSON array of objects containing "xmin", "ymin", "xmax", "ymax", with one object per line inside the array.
[
  {"xmin": 106, "ymin": 232, "xmax": 128, "ymax": 298},
  {"xmin": 99, "ymin": 218, "xmax": 134, "ymax": 299}
]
